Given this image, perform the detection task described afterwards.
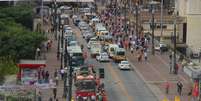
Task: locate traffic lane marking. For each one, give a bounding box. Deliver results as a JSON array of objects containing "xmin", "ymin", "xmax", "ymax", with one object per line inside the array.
[{"xmin": 106, "ymin": 63, "xmax": 133, "ymax": 101}]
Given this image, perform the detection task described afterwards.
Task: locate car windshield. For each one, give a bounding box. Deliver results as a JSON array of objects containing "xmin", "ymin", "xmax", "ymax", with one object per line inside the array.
[
  {"xmin": 117, "ymin": 51, "xmax": 125, "ymax": 56},
  {"xmin": 76, "ymin": 80, "xmax": 96, "ymax": 92},
  {"xmin": 69, "ymin": 42, "xmax": 77, "ymax": 46},
  {"xmin": 122, "ymin": 61, "xmax": 129, "ymax": 64},
  {"xmin": 101, "ymin": 53, "xmax": 108, "ymax": 56}
]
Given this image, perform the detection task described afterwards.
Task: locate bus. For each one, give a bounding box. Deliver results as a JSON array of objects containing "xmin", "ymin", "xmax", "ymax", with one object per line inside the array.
[{"xmin": 68, "ymin": 46, "xmax": 84, "ymax": 70}]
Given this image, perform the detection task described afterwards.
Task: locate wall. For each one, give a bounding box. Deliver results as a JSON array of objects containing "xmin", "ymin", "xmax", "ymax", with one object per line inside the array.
[{"xmin": 186, "ymin": 0, "xmax": 201, "ymax": 51}]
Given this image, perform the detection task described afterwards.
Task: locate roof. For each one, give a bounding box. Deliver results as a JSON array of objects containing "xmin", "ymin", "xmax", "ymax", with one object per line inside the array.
[{"xmin": 68, "ymin": 46, "xmax": 82, "ymax": 53}]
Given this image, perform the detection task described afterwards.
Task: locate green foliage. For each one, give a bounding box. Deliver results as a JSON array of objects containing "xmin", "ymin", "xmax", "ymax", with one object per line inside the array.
[
  {"xmin": 0, "ymin": 56, "xmax": 18, "ymax": 75},
  {"xmin": 0, "ymin": 5, "xmax": 33, "ymax": 29},
  {"xmin": 0, "ymin": 19, "xmax": 45, "ymax": 60},
  {"xmin": 0, "ymin": 5, "xmax": 46, "ymax": 80}
]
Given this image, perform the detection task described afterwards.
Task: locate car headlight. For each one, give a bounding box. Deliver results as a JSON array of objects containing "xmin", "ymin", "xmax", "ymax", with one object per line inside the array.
[
  {"xmin": 91, "ymin": 95, "xmax": 96, "ymax": 100},
  {"xmin": 83, "ymin": 97, "xmax": 87, "ymax": 100}
]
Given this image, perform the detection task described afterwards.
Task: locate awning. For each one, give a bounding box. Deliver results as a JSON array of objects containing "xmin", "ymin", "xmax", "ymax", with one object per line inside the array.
[
  {"xmin": 17, "ymin": 60, "xmax": 46, "ymax": 69},
  {"xmin": 43, "ymin": 0, "xmax": 94, "ymax": 2}
]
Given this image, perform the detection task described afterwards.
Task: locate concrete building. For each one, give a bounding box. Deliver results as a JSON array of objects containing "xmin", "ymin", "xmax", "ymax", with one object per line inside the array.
[{"xmin": 175, "ymin": 0, "xmax": 201, "ymax": 56}]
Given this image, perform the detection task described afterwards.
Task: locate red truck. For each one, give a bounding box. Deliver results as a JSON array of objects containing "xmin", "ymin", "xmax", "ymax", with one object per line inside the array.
[{"xmin": 74, "ymin": 66, "xmax": 107, "ymax": 101}]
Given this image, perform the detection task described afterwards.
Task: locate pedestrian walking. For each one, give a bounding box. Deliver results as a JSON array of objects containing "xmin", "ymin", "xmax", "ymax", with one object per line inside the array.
[
  {"xmin": 175, "ymin": 63, "xmax": 179, "ymax": 74},
  {"xmin": 45, "ymin": 71, "xmax": 50, "ymax": 83},
  {"xmin": 60, "ymin": 68, "xmax": 65, "ymax": 80},
  {"xmin": 130, "ymin": 47, "xmax": 134, "ymax": 54},
  {"xmin": 55, "ymin": 76, "xmax": 59, "ymax": 86},
  {"xmin": 36, "ymin": 47, "xmax": 41, "ymax": 59},
  {"xmin": 53, "ymin": 87, "xmax": 57, "ymax": 99},
  {"xmin": 49, "ymin": 97, "xmax": 53, "ymax": 101},
  {"xmin": 177, "ymin": 81, "xmax": 183, "ymax": 95},
  {"xmin": 169, "ymin": 61, "xmax": 173, "ymax": 74},
  {"xmin": 144, "ymin": 51, "xmax": 148, "ymax": 61},
  {"xmin": 54, "ymin": 69, "xmax": 58, "ymax": 78},
  {"xmin": 165, "ymin": 81, "xmax": 170, "ymax": 94},
  {"xmin": 42, "ymin": 69, "xmax": 45, "ymax": 80},
  {"xmin": 38, "ymin": 91, "xmax": 42, "ymax": 101}
]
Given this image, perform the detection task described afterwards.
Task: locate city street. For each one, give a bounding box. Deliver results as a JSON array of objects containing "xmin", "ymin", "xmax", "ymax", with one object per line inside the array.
[
  {"xmin": 1, "ymin": 0, "xmax": 201, "ymax": 101},
  {"xmin": 71, "ymin": 19, "xmax": 157, "ymax": 101}
]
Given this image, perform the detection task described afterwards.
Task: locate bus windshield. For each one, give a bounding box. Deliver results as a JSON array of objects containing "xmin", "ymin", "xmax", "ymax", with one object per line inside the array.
[
  {"xmin": 76, "ymin": 80, "xmax": 96, "ymax": 92},
  {"xmin": 71, "ymin": 56, "xmax": 84, "ymax": 67}
]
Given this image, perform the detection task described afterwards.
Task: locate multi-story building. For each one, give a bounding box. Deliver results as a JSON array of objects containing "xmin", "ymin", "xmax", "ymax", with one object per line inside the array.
[{"xmin": 175, "ymin": 0, "xmax": 201, "ymax": 56}]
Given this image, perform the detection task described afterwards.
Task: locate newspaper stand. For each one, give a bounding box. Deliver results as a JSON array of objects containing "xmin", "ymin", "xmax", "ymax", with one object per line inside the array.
[{"xmin": 17, "ymin": 60, "xmax": 46, "ymax": 85}]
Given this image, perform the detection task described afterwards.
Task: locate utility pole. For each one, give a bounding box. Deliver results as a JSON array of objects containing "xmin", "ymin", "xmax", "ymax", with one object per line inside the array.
[
  {"xmin": 151, "ymin": 4, "xmax": 155, "ymax": 55},
  {"xmin": 115, "ymin": 0, "xmax": 117, "ymax": 25},
  {"xmin": 135, "ymin": 2, "xmax": 138, "ymax": 38},
  {"xmin": 68, "ymin": 56, "xmax": 73, "ymax": 101},
  {"xmin": 41, "ymin": 0, "xmax": 44, "ymax": 34},
  {"xmin": 124, "ymin": 0, "xmax": 128, "ymax": 35},
  {"xmin": 160, "ymin": 0, "xmax": 164, "ymax": 42},
  {"xmin": 173, "ymin": 11, "xmax": 177, "ymax": 74},
  {"xmin": 63, "ymin": 34, "xmax": 68, "ymax": 98},
  {"xmin": 60, "ymin": 24, "xmax": 64, "ymax": 69}
]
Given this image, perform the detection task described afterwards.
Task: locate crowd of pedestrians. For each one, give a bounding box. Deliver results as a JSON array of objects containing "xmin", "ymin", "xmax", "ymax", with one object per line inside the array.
[{"xmin": 98, "ymin": 5, "xmax": 150, "ymax": 62}]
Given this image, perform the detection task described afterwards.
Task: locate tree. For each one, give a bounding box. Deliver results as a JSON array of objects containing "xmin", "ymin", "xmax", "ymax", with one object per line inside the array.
[
  {"xmin": 0, "ymin": 5, "xmax": 45, "ymax": 82},
  {"xmin": 0, "ymin": 5, "xmax": 33, "ymax": 29}
]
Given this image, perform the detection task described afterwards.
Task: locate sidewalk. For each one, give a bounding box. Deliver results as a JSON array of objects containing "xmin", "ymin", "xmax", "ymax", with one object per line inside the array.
[
  {"xmin": 126, "ymin": 50, "xmax": 192, "ymax": 101},
  {"xmin": 39, "ymin": 34, "xmax": 66, "ymax": 101}
]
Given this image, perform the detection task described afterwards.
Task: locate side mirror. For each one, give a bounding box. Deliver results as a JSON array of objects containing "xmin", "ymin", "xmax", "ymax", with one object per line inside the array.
[{"xmin": 99, "ymin": 68, "xmax": 104, "ymax": 79}]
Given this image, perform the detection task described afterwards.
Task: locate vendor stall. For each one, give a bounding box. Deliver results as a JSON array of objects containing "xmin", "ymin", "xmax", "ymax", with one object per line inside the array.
[{"xmin": 17, "ymin": 60, "xmax": 46, "ymax": 85}]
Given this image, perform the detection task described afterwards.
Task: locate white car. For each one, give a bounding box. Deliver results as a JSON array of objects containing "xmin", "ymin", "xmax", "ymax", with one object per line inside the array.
[
  {"xmin": 118, "ymin": 61, "xmax": 131, "ymax": 70},
  {"xmin": 96, "ymin": 52, "xmax": 109, "ymax": 62},
  {"xmin": 87, "ymin": 37, "xmax": 99, "ymax": 49}
]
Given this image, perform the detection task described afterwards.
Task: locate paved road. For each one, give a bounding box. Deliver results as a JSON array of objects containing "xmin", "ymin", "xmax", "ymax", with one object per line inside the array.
[{"xmin": 70, "ymin": 18, "xmax": 157, "ymax": 101}]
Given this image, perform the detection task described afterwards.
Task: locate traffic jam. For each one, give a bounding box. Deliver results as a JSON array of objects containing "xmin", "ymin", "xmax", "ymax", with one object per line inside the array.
[{"xmin": 61, "ymin": 5, "xmax": 134, "ymax": 101}]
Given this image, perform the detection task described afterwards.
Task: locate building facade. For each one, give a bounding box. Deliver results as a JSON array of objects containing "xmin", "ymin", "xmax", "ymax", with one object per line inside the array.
[{"xmin": 176, "ymin": 0, "xmax": 201, "ymax": 53}]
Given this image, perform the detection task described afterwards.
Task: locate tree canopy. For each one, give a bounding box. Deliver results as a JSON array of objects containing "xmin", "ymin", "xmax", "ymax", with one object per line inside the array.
[{"xmin": 0, "ymin": 4, "xmax": 45, "ymax": 79}]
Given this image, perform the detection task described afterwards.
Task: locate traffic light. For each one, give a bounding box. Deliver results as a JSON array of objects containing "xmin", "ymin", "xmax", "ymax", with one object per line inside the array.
[{"xmin": 99, "ymin": 68, "xmax": 104, "ymax": 78}]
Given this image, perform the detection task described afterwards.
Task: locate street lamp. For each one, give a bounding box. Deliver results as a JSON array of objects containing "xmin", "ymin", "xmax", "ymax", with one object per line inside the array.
[{"xmin": 149, "ymin": 1, "xmax": 159, "ymax": 55}]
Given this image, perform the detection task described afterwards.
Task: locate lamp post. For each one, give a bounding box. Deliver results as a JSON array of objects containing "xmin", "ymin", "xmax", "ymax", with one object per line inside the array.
[{"xmin": 149, "ymin": 1, "xmax": 159, "ymax": 55}]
